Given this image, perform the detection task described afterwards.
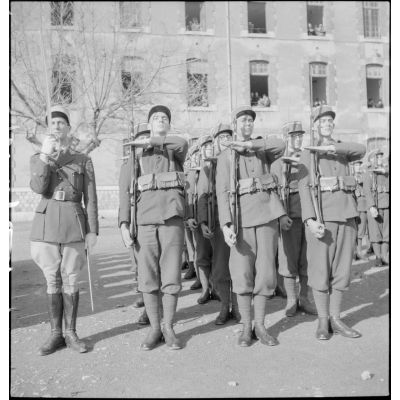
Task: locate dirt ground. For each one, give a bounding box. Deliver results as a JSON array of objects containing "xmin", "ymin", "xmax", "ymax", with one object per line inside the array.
[{"xmin": 10, "ymin": 217, "xmax": 389, "ymax": 398}]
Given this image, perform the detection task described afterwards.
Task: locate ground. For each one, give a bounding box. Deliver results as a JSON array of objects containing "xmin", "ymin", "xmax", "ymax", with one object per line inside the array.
[{"xmin": 10, "ymin": 217, "xmax": 389, "ymax": 398}]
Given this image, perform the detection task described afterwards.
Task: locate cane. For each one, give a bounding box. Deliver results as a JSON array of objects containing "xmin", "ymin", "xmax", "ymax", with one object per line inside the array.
[{"xmin": 86, "ymin": 249, "xmax": 95, "ymax": 312}]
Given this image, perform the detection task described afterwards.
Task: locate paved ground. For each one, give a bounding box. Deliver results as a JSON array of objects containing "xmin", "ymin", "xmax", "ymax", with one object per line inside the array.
[{"xmin": 10, "ymin": 218, "xmax": 389, "ymax": 397}]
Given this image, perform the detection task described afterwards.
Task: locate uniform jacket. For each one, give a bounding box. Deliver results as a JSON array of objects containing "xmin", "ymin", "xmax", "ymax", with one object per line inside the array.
[
  {"xmin": 197, "ymin": 161, "xmax": 219, "ymax": 226},
  {"xmin": 30, "ymin": 149, "xmax": 98, "ymax": 243},
  {"xmin": 216, "ymin": 137, "xmax": 286, "ymax": 228},
  {"xmin": 271, "ymin": 155, "xmax": 302, "ymax": 219},
  {"xmin": 354, "ymin": 173, "xmax": 368, "ymax": 212},
  {"xmin": 118, "ymin": 135, "xmax": 188, "ymax": 226},
  {"xmin": 298, "ymin": 141, "xmax": 366, "ymax": 223},
  {"xmin": 363, "ymin": 169, "xmax": 389, "ymax": 209},
  {"xmin": 185, "ymin": 168, "xmax": 201, "ymax": 220}
]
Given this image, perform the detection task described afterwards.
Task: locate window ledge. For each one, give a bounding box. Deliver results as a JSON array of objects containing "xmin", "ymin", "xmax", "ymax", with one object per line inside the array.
[
  {"xmin": 252, "ymin": 105, "xmax": 278, "ymax": 112},
  {"xmin": 118, "ymin": 26, "xmax": 150, "ymax": 33},
  {"xmin": 301, "ymin": 33, "xmax": 333, "ymax": 41},
  {"xmin": 362, "ymin": 106, "xmax": 389, "ymax": 113},
  {"xmin": 180, "ymin": 28, "xmax": 215, "ymax": 36},
  {"xmin": 187, "ymin": 105, "xmax": 216, "ymax": 112},
  {"xmin": 240, "ymin": 31, "xmax": 275, "ymax": 38},
  {"xmin": 358, "ymin": 35, "xmax": 389, "ymax": 44},
  {"xmin": 49, "ymin": 25, "xmax": 76, "ymax": 31}
]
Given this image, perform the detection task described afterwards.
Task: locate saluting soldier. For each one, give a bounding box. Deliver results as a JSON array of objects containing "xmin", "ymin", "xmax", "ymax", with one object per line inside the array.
[
  {"xmin": 298, "ymin": 105, "xmax": 366, "ymax": 340},
  {"xmin": 363, "ymin": 150, "xmax": 389, "ymax": 266},
  {"xmin": 216, "ymin": 106, "xmax": 286, "ymax": 347},
  {"xmin": 271, "ymin": 121, "xmax": 317, "ymax": 317},
  {"xmin": 197, "ymin": 124, "xmax": 240, "ymax": 324},
  {"xmin": 352, "ymin": 160, "xmax": 368, "ymax": 260},
  {"xmin": 118, "ymin": 122, "xmax": 154, "ymax": 326},
  {"xmin": 128, "ymin": 105, "xmax": 188, "ymax": 350},
  {"xmin": 30, "ymin": 105, "xmax": 98, "ymax": 355}
]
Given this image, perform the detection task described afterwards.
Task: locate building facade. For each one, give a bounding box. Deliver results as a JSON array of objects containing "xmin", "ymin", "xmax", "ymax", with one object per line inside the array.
[{"xmin": 11, "ymin": 1, "xmax": 390, "ymax": 213}]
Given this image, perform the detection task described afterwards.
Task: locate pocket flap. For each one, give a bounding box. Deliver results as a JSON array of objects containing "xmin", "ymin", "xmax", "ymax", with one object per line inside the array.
[{"xmin": 138, "ymin": 174, "xmax": 154, "ymax": 185}]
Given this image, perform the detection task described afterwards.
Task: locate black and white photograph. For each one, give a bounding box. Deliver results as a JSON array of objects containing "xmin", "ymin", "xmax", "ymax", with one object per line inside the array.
[{"xmin": 9, "ymin": 1, "xmax": 391, "ymax": 398}]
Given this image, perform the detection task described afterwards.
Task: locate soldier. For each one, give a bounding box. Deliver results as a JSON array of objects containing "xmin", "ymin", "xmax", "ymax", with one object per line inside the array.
[
  {"xmin": 298, "ymin": 105, "xmax": 366, "ymax": 340},
  {"xmin": 271, "ymin": 122, "xmax": 317, "ymax": 317},
  {"xmin": 30, "ymin": 105, "xmax": 98, "ymax": 355},
  {"xmin": 363, "ymin": 150, "xmax": 389, "ymax": 266},
  {"xmin": 352, "ymin": 160, "xmax": 368, "ymax": 260},
  {"xmin": 197, "ymin": 124, "xmax": 240, "ymax": 324},
  {"xmin": 216, "ymin": 106, "xmax": 286, "ymax": 347},
  {"xmin": 128, "ymin": 105, "xmax": 188, "ymax": 350},
  {"xmin": 119, "ymin": 122, "xmax": 154, "ymax": 326}
]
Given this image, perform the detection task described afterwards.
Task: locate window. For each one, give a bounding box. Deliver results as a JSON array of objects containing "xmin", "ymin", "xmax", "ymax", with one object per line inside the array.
[
  {"xmin": 119, "ymin": 2, "xmax": 141, "ymax": 29},
  {"xmin": 310, "ymin": 62, "xmax": 327, "ymax": 107},
  {"xmin": 185, "ymin": 2, "xmax": 206, "ymax": 31},
  {"xmin": 250, "ymin": 61, "xmax": 270, "ymax": 107},
  {"xmin": 187, "ymin": 58, "xmax": 208, "ymax": 107},
  {"xmin": 366, "ymin": 64, "xmax": 384, "ymax": 108},
  {"xmin": 121, "ymin": 56, "xmax": 143, "ymax": 97},
  {"xmin": 247, "ymin": 2, "xmax": 266, "ymax": 34},
  {"xmin": 363, "ymin": 2, "xmax": 380, "ymax": 38},
  {"xmin": 307, "ymin": 1, "xmax": 325, "ymax": 36},
  {"xmin": 52, "ymin": 54, "xmax": 74, "ymax": 104},
  {"xmin": 50, "ymin": 2, "xmax": 73, "ymax": 26}
]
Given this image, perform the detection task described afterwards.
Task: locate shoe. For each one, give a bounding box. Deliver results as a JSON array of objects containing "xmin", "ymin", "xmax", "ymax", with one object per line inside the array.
[
  {"xmin": 356, "ymin": 251, "xmax": 368, "ymax": 261},
  {"xmin": 137, "ymin": 309, "xmax": 150, "ymax": 325},
  {"xmin": 298, "ymin": 298, "xmax": 318, "ymax": 315},
  {"xmin": 238, "ymin": 325, "xmax": 253, "ymax": 347},
  {"xmin": 140, "ymin": 329, "xmax": 163, "ymax": 351},
  {"xmin": 197, "ymin": 291, "xmax": 211, "ymax": 304},
  {"xmin": 210, "ymin": 290, "xmax": 221, "ymax": 301},
  {"xmin": 254, "ymin": 324, "xmax": 279, "ymax": 346},
  {"xmin": 183, "ymin": 263, "xmax": 196, "ymax": 280},
  {"xmin": 63, "ymin": 292, "xmax": 88, "ymax": 353},
  {"xmin": 132, "ymin": 298, "xmax": 145, "ymax": 308},
  {"xmin": 285, "ymin": 300, "xmax": 297, "ymax": 317},
  {"xmin": 274, "ymin": 286, "xmax": 287, "ymax": 299},
  {"xmin": 162, "ymin": 327, "xmax": 182, "ymax": 350},
  {"xmin": 330, "ymin": 316, "xmax": 361, "ymax": 338},
  {"xmin": 315, "ymin": 317, "xmax": 331, "ymax": 340},
  {"xmin": 375, "ymin": 257, "xmax": 383, "ymax": 267},
  {"xmin": 38, "ymin": 293, "xmax": 66, "ymax": 356},
  {"xmin": 190, "ymin": 280, "xmax": 202, "ymax": 290},
  {"xmin": 181, "ymin": 261, "xmax": 189, "ymax": 270},
  {"xmin": 215, "ymin": 307, "xmax": 231, "ymax": 325}
]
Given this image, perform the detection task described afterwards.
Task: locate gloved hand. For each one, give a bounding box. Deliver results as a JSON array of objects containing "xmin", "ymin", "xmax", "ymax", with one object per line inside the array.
[
  {"xmin": 306, "ymin": 219, "xmax": 325, "ymax": 239},
  {"xmin": 187, "ymin": 218, "xmax": 198, "ymax": 231},
  {"xmin": 120, "ymin": 223, "xmax": 133, "ymax": 248},
  {"xmin": 369, "ymin": 206, "xmax": 379, "ymax": 218},
  {"xmin": 279, "ymin": 215, "xmax": 293, "ymax": 231},
  {"xmin": 85, "ymin": 232, "xmax": 97, "ymax": 251},
  {"xmin": 201, "ymin": 223, "xmax": 214, "ymax": 239},
  {"xmin": 222, "ymin": 224, "xmax": 237, "ymax": 247}
]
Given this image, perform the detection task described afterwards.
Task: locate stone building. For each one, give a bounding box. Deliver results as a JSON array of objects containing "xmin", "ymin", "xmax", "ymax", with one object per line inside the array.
[{"xmin": 10, "ymin": 1, "xmax": 390, "ymax": 215}]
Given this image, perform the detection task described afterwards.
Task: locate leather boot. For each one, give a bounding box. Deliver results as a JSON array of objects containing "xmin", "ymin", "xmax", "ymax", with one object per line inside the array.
[
  {"xmin": 140, "ymin": 328, "xmax": 163, "ymax": 351},
  {"xmin": 254, "ymin": 323, "xmax": 279, "ymax": 346},
  {"xmin": 215, "ymin": 304, "xmax": 231, "ymax": 325},
  {"xmin": 298, "ymin": 298, "xmax": 318, "ymax": 315},
  {"xmin": 133, "ymin": 293, "xmax": 145, "ymax": 308},
  {"xmin": 330, "ymin": 316, "xmax": 361, "ymax": 338},
  {"xmin": 63, "ymin": 291, "xmax": 88, "ymax": 353},
  {"xmin": 137, "ymin": 308, "xmax": 150, "ymax": 325},
  {"xmin": 38, "ymin": 293, "xmax": 66, "ymax": 356},
  {"xmin": 190, "ymin": 279, "xmax": 202, "ymax": 290},
  {"xmin": 183, "ymin": 262, "xmax": 196, "ymax": 280},
  {"xmin": 162, "ymin": 325, "xmax": 183, "ymax": 350},
  {"xmin": 315, "ymin": 317, "xmax": 331, "ymax": 340},
  {"xmin": 238, "ymin": 323, "xmax": 253, "ymax": 347}
]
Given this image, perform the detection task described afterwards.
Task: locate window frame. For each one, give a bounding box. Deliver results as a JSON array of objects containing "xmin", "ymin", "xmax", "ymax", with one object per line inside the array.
[{"xmin": 50, "ymin": 1, "xmax": 74, "ymax": 27}]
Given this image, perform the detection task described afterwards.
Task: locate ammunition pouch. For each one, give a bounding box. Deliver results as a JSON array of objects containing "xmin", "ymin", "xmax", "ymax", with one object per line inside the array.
[
  {"xmin": 238, "ymin": 174, "xmax": 277, "ymax": 196},
  {"xmin": 319, "ymin": 176, "xmax": 356, "ymax": 192},
  {"xmin": 138, "ymin": 172, "xmax": 185, "ymax": 192}
]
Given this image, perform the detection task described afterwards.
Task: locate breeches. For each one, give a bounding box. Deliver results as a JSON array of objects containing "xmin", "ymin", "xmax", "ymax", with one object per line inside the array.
[
  {"xmin": 211, "ymin": 225, "xmax": 231, "ymax": 291},
  {"xmin": 367, "ymin": 208, "xmax": 389, "ymax": 243},
  {"xmin": 31, "ymin": 240, "xmax": 86, "ymax": 294},
  {"xmin": 136, "ymin": 217, "xmax": 184, "ymax": 295},
  {"xmin": 305, "ymin": 219, "xmax": 357, "ymax": 292},
  {"xmin": 229, "ymin": 219, "xmax": 279, "ymax": 296}
]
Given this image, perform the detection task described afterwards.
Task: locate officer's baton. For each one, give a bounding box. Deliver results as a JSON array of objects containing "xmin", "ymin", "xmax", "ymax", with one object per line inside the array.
[{"xmin": 86, "ymin": 249, "xmax": 95, "ymax": 312}]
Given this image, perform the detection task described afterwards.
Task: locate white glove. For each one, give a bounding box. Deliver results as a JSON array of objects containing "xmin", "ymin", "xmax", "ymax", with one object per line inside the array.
[
  {"xmin": 369, "ymin": 206, "xmax": 379, "ymax": 219},
  {"xmin": 120, "ymin": 223, "xmax": 134, "ymax": 248},
  {"xmin": 222, "ymin": 224, "xmax": 237, "ymax": 247},
  {"xmin": 306, "ymin": 219, "xmax": 325, "ymax": 239}
]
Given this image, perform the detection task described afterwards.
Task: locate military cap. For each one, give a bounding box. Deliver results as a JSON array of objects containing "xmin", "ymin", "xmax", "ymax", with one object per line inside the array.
[
  {"xmin": 45, "ymin": 105, "xmax": 70, "ymax": 126},
  {"xmin": 232, "ymin": 105, "xmax": 256, "ymax": 122},
  {"xmin": 132, "ymin": 122, "xmax": 150, "ymax": 139},
  {"xmin": 312, "ymin": 105, "xmax": 336, "ymax": 123},
  {"xmin": 282, "ymin": 121, "xmax": 305, "ymax": 136},
  {"xmin": 212, "ymin": 123, "xmax": 233, "ymax": 139},
  {"xmin": 148, "ymin": 105, "xmax": 171, "ymax": 123},
  {"xmin": 198, "ymin": 134, "xmax": 213, "ymax": 148}
]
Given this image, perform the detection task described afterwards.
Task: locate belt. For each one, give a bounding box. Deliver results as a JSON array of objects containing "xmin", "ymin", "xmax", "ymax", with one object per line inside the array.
[
  {"xmin": 238, "ymin": 176, "xmax": 277, "ymax": 196},
  {"xmin": 319, "ymin": 176, "xmax": 356, "ymax": 192},
  {"xmin": 138, "ymin": 172, "xmax": 186, "ymax": 192},
  {"xmin": 51, "ymin": 190, "xmax": 82, "ymax": 202}
]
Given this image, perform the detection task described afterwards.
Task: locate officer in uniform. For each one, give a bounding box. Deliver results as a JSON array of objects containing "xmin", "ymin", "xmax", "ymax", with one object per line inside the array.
[
  {"xmin": 128, "ymin": 105, "xmax": 188, "ymax": 350},
  {"xmin": 197, "ymin": 124, "xmax": 241, "ymax": 324},
  {"xmin": 30, "ymin": 105, "xmax": 98, "ymax": 355},
  {"xmin": 298, "ymin": 105, "xmax": 366, "ymax": 340},
  {"xmin": 119, "ymin": 122, "xmax": 154, "ymax": 326},
  {"xmin": 352, "ymin": 160, "xmax": 368, "ymax": 260},
  {"xmin": 363, "ymin": 150, "xmax": 389, "ymax": 266},
  {"xmin": 271, "ymin": 121, "xmax": 317, "ymax": 317},
  {"xmin": 216, "ymin": 106, "xmax": 286, "ymax": 347}
]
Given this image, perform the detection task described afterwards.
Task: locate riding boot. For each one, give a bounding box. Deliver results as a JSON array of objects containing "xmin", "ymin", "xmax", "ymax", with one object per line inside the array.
[
  {"xmin": 63, "ymin": 291, "xmax": 88, "ymax": 353},
  {"xmin": 140, "ymin": 292, "xmax": 163, "ymax": 350},
  {"xmin": 38, "ymin": 293, "xmax": 66, "ymax": 356}
]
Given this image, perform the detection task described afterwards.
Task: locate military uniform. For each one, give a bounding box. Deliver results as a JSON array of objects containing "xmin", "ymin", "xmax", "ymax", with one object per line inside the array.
[
  {"xmin": 30, "ymin": 105, "xmax": 98, "ymax": 355},
  {"xmin": 298, "ymin": 105, "xmax": 366, "ymax": 340},
  {"xmin": 216, "ymin": 106, "xmax": 286, "ymax": 347},
  {"xmin": 363, "ymin": 151, "xmax": 389, "ymax": 265}
]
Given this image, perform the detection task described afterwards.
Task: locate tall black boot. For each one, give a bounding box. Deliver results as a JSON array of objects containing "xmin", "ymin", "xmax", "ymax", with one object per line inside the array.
[
  {"xmin": 38, "ymin": 293, "xmax": 66, "ymax": 356},
  {"xmin": 63, "ymin": 291, "xmax": 88, "ymax": 353}
]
